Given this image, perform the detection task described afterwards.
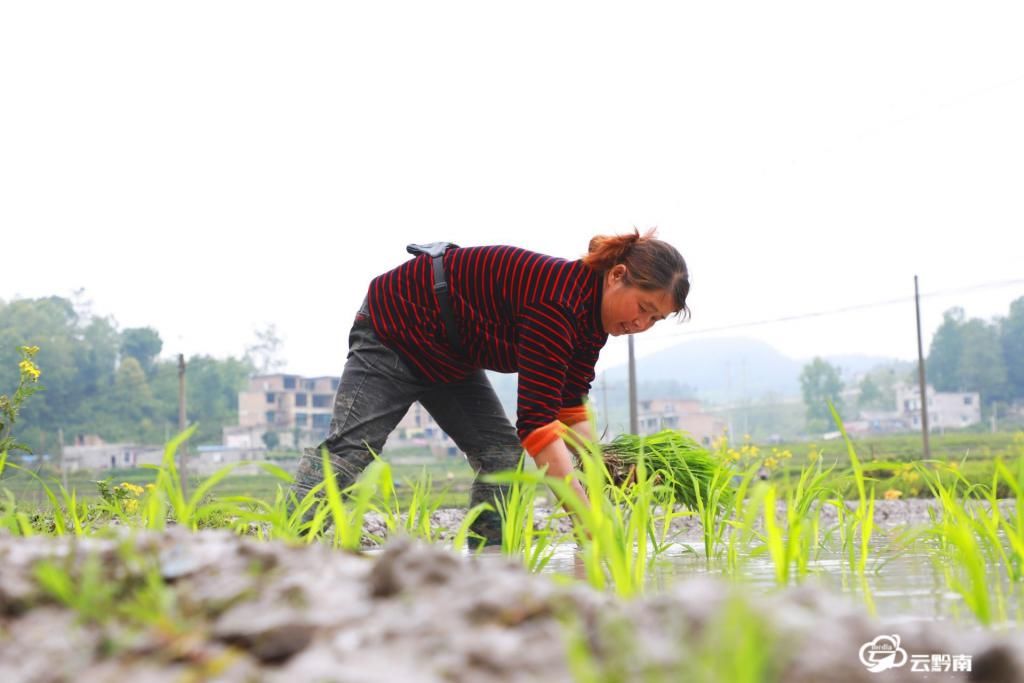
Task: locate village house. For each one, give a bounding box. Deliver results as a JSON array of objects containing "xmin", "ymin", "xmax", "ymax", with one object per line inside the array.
[
  {"xmin": 636, "ymin": 398, "xmax": 726, "ymax": 447},
  {"xmin": 894, "ymin": 384, "xmax": 981, "ymax": 431},
  {"xmin": 225, "ymin": 373, "xmax": 457, "ymax": 456}
]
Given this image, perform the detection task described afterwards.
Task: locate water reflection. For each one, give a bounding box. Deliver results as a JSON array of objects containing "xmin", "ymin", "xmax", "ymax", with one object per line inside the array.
[{"xmin": 523, "ymin": 530, "xmax": 1022, "ymax": 627}]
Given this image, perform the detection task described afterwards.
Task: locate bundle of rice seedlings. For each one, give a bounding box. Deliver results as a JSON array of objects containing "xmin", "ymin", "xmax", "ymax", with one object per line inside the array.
[{"xmin": 597, "ymin": 429, "xmax": 728, "ymax": 510}]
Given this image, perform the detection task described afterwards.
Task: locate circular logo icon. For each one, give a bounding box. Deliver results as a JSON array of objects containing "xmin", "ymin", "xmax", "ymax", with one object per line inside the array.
[{"xmin": 859, "ymin": 634, "xmax": 909, "ymax": 673}]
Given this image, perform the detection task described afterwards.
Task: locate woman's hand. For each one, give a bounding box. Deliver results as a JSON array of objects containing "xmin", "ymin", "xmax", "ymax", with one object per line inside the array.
[{"xmin": 533, "ymin": 438, "xmax": 590, "ymax": 517}]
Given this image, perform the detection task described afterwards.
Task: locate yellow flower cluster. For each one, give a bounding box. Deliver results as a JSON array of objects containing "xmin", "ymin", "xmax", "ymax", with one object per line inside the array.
[
  {"xmin": 117, "ymin": 482, "xmax": 146, "ymax": 497},
  {"xmin": 898, "ymin": 463, "xmax": 920, "ymax": 495},
  {"xmin": 115, "ymin": 482, "xmax": 155, "ymax": 515},
  {"xmin": 17, "ymin": 346, "xmax": 41, "ymax": 382},
  {"xmin": 18, "ymin": 359, "xmax": 40, "ymax": 382},
  {"xmin": 717, "ymin": 435, "xmax": 795, "ymax": 470},
  {"xmin": 884, "ymin": 489, "xmax": 903, "ymax": 500}
]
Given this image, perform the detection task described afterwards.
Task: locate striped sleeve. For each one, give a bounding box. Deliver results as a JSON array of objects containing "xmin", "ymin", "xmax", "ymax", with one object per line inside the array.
[
  {"xmin": 515, "ymin": 300, "xmax": 576, "ymax": 456},
  {"xmin": 561, "ymin": 338, "xmax": 601, "ymax": 411}
]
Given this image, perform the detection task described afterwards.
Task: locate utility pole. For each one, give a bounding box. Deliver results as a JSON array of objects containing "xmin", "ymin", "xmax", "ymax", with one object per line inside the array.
[
  {"xmin": 628, "ymin": 336, "xmax": 638, "ymax": 434},
  {"xmin": 178, "ymin": 354, "xmax": 188, "ymax": 497},
  {"xmin": 914, "ymin": 276, "xmax": 932, "ymax": 459}
]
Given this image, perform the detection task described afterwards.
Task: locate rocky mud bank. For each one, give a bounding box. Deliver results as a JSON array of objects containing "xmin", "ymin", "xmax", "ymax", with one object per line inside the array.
[{"xmin": 1, "ymin": 525, "xmax": 1022, "ymax": 682}]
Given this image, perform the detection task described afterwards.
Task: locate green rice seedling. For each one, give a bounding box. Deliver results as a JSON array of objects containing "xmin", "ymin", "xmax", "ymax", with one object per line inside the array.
[
  {"xmin": 648, "ymin": 490, "xmax": 691, "ymax": 559},
  {"xmin": 319, "ymin": 446, "xmax": 387, "ymax": 550},
  {"xmin": 450, "ymin": 502, "xmax": 495, "ymax": 552},
  {"xmin": 600, "ymin": 430, "xmax": 725, "ymax": 511},
  {"xmin": 993, "ymin": 457, "xmax": 1024, "ymax": 582},
  {"xmin": 940, "ymin": 512, "xmax": 999, "ymax": 625},
  {"xmin": 724, "ymin": 470, "xmax": 770, "ymax": 576},
  {"xmin": 372, "ymin": 462, "xmax": 449, "ymax": 544},
  {"xmin": 685, "ymin": 448, "xmax": 739, "ymax": 562},
  {"xmin": 220, "ymin": 462, "xmax": 329, "ymax": 543},
  {"xmin": 762, "ymin": 485, "xmax": 788, "ymax": 584},
  {"xmin": 551, "ymin": 432, "xmax": 657, "ymax": 597},
  {"xmin": 34, "ymin": 537, "xmax": 184, "ymax": 635},
  {"xmin": 496, "ymin": 428, "xmax": 654, "ymax": 594},
  {"xmin": 5, "ymin": 461, "xmax": 95, "ymax": 536},
  {"xmin": 35, "ymin": 554, "xmax": 118, "ymax": 624},
  {"xmin": 691, "ymin": 595, "xmax": 784, "ymax": 683},
  {"xmin": 915, "ymin": 462, "xmax": 1007, "ymax": 625},
  {"xmin": 485, "ymin": 456, "xmax": 563, "ymax": 572},
  {"xmin": 1, "ymin": 488, "xmax": 19, "ymax": 535},
  {"xmin": 758, "ymin": 457, "xmax": 833, "ymax": 586},
  {"xmin": 786, "ymin": 458, "xmax": 833, "ymax": 577},
  {"xmin": 15, "ymin": 510, "xmax": 34, "ymax": 536},
  {"xmin": 142, "ymin": 425, "xmax": 245, "ymax": 530},
  {"xmin": 827, "ymin": 402, "xmax": 875, "ymax": 577}
]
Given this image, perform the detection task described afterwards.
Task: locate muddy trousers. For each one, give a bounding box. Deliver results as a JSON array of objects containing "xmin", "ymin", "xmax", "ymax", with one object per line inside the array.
[{"xmin": 290, "ymin": 316, "xmax": 522, "ymax": 546}]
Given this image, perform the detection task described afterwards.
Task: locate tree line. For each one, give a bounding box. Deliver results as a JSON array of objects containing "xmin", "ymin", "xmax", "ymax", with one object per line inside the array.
[
  {"xmin": 0, "ymin": 295, "xmax": 261, "ymax": 456},
  {"xmin": 799, "ymin": 296, "xmax": 1024, "ymax": 432}
]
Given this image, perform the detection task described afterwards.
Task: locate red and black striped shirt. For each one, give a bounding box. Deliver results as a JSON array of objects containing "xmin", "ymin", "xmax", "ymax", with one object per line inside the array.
[{"xmin": 366, "ymin": 245, "xmax": 607, "ymax": 456}]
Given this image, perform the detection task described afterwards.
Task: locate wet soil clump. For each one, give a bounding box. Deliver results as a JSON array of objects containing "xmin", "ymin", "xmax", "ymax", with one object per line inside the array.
[{"xmin": 1, "ymin": 528, "xmax": 1021, "ymax": 682}]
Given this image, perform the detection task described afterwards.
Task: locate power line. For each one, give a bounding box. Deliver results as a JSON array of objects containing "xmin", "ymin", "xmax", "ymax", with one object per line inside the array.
[{"xmin": 664, "ymin": 277, "xmax": 1024, "ymax": 338}]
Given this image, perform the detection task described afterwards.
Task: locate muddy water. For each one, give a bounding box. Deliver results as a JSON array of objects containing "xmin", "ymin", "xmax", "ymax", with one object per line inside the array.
[
  {"xmin": 534, "ymin": 533, "xmax": 1020, "ymax": 627},
  {"xmin": 449, "ymin": 498, "xmax": 1024, "ymax": 628}
]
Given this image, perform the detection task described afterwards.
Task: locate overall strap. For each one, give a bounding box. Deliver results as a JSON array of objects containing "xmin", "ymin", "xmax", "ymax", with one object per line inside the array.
[{"xmin": 406, "ymin": 242, "xmax": 466, "ymax": 356}]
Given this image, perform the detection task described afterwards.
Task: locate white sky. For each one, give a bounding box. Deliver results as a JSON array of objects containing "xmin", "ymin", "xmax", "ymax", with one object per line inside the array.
[{"xmin": 2, "ymin": 2, "xmax": 1023, "ymax": 378}]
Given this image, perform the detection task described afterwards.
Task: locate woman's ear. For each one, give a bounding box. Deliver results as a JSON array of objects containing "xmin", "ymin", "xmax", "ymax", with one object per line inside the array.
[{"xmin": 611, "ymin": 264, "xmax": 628, "ymax": 282}]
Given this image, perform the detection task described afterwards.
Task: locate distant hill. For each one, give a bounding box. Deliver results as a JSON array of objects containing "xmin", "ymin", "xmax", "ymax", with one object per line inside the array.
[{"xmin": 603, "ymin": 337, "xmax": 899, "ymax": 402}]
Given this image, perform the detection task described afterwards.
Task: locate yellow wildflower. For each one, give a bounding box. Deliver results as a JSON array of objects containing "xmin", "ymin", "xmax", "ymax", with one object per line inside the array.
[
  {"xmin": 19, "ymin": 345, "xmax": 40, "ymax": 357},
  {"xmin": 18, "ymin": 359, "xmax": 41, "ymax": 382},
  {"xmin": 764, "ymin": 456, "xmax": 778, "ymax": 469},
  {"xmin": 118, "ymin": 482, "xmax": 145, "ymax": 497},
  {"xmin": 884, "ymin": 489, "xmax": 903, "ymax": 500},
  {"xmin": 124, "ymin": 499, "xmax": 139, "ymax": 514}
]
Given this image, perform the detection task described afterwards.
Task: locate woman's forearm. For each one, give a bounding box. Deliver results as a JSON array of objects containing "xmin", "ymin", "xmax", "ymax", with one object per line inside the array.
[{"xmin": 533, "ymin": 437, "xmax": 590, "ymax": 514}]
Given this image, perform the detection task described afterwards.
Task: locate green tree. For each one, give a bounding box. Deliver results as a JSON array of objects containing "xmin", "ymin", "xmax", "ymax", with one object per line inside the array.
[
  {"xmin": 959, "ymin": 318, "xmax": 1009, "ymax": 403},
  {"xmin": 928, "ymin": 308, "xmax": 965, "ymax": 392},
  {"xmin": 0, "ymin": 297, "xmax": 257, "ymax": 450},
  {"xmin": 150, "ymin": 354, "xmax": 253, "ymax": 445},
  {"xmin": 857, "ymin": 375, "xmax": 884, "ymax": 410},
  {"xmin": 1002, "ymin": 297, "xmax": 1024, "ymax": 400},
  {"xmin": 102, "ymin": 357, "xmax": 159, "ymax": 442},
  {"xmin": 0, "ymin": 297, "xmax": 115, "ymax": 451},
  {"xmin": 799, "ymin": 357, "xmax": 844, "ymax": 433},
  {"xmin": 120, "ymin": 327, "xmax": 163, "ymax": 377}
]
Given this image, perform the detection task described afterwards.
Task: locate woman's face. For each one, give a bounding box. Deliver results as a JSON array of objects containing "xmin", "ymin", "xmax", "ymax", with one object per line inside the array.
[{"xmin": 600, "ymin": 264, "xmax": 676, "ymax": 337}]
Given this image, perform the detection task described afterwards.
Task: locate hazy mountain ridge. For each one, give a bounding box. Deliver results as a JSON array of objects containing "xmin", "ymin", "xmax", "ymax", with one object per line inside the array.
[{"xmin": 601, "ymin": 337, "xmax": 900, "ymax": 402}]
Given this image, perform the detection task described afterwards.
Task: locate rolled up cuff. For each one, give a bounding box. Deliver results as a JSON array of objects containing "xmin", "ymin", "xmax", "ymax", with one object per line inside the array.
[
  {"xmin": 521, "ymin": 420, "xmax": 566, "ymax": 458},
  {"xmin": 557, "ymin": 405, "xmax": 590, "ymax": 426}
]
